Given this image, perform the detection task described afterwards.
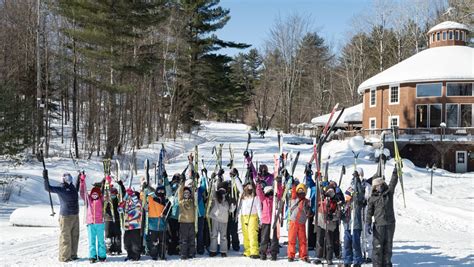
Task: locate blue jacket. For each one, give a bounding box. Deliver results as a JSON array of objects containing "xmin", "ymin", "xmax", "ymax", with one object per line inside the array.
[
  {"xmin": 197, "ymin": 176, "xmax": 207, "ymax": 217},
  {"xmin": 342, "ymin": 175, "xmax": 365, "ymax": 230},
  {"xmin": 305, "ymin": 175, "xmax": 317, "ymax": 213},
  {"xmin": 44, "ymin": 179, "xmax": 79, "ymax": 216}
]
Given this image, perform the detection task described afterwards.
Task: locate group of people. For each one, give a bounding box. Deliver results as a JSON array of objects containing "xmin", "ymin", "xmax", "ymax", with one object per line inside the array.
[{"xmin": 42, "ymin": 150, "xmax": 399, "ymax": 266}]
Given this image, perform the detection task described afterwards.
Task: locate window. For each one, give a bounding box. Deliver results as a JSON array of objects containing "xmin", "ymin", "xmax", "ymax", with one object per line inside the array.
[
  {"xmin": 461, "ymin": 31, "xmax": 465, "ymax": 41},
  {"xmin": 431, "ymin": 33, "xmax": 435, "ymax": 43},
  {"xmin": 388, "ymin": 115, "xmax": 399, "ymax": 128},
  {"xmin": 416, "ymin": 104, "xmax": 442, "ymax": 128},
  {"xmin": 460, "ymin": 104, "xmax": 473, "ymax": 127},
  {"xmin": 446, "ymin": 104, "xmax": 458, "ymax": 127},
  {"xmin": 370, "ymin": 88, "xmax": 376, "ymax": 107},
  {"xmin": 449, "ymin": 31, "xmax": 453, "ymax": 40},
  {"xmin": 443, "ymin": 31, "xmax": 447, "ymax": 40},
  {"xmin": 389, "ymin": 85, "xmax": 399, "ymax": 104},
  {"xmin": 416, "ymin": 83, "xmax": 442, "ymax": 97},
  {"xmin": 369, "ymin": 118, "xmax": 376, "ymax": 131},
  {"xmin": 430, "ymin": 104, "xmax": 442, "ymax": 128},
  {"xmin": 455, "ymin": 30, "xmax": 459, "ymax": 40},
  {"xmin": 447, "ymin": 83, "xmax": 473, "ymax": 96},
  {"xmin": 416, "ymin": 105, "xmax": 428, "ymax": 128},
  {"xmin": 437, "ymin": 32, "xmax": 440, "ymax": 41}
]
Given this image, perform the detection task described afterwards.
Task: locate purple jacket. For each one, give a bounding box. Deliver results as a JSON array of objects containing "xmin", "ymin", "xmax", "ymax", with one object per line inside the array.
[
  {"xmin": 80, "ymin": 180, "xmax": 104, "ymax": 225},
  {"xmin": 256, "ymin": 182, "xmax": 283, "ymax": 224},
  {"xmin": 245, "ymin": 156, "xmax": 274, "ymax": 186}
]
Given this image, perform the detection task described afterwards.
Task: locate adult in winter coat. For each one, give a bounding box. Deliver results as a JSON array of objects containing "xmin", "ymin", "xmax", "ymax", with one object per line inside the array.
[
  {"xmin": 366, "ymin": 168, "xmax": 398, "ymax": 267},
  {"xmin": 256, "ymin": 176, "xmax": 283, "ymax": 261},
  {"xmin": 287, "ymin": 182, "xmax": 312, "ymax": 262},
  {"xmin": 43, "ymin": 171, "xmax": 79, "ymax": 262},
  {"xmin": 209, "ymin": 183, "xmax": 233, "ymax": 257},
  {"xmin": 167, "ymin": 174, "xmax": 181, "ymax": 256},
  {"xmin": 314, "ymin": 187, "xmax": 341, "ymax": 265},
  {"xmin": 104, "ymin": 186, "xmax": 122, "ymax": 255},
  {"xmin": 341, "ymin": 171, "xmax": 365, "ymax": 267},
  {"xmin": 178, "ymin": 177, "xmax": 196, "ymax": 260},
  {"xmin": 117, "ymin": 181, "xmax": 142, "ymax": 261},
  {"xmin": 239, "ymin": 181, "xmax": 261, "ymax": 259},
  {"xmin": 79, "ymin": 174, "xmax": 106, "ymax": 263},
  {"xmin": 225, "ymin": 168, "xmax": 243, "ymax": 252}
]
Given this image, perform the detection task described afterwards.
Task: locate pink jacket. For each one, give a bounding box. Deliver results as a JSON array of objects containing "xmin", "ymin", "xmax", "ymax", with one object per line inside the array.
[
  {"xmin": 256, "ymin": 182, "xmax": 283, "ymax": 224},
  {"xmin": 80, "ymin": 180, "xmax": 104, "ymax": 225}
]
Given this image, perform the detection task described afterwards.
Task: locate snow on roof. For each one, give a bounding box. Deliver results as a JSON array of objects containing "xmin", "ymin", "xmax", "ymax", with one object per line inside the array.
[
  {"xmin": 428, "ymin": 21, "xmax": 470, "ymax": 33},
  {"xmin": 311, "ymin": 103, "xmax": 362, "ymax": 127},
  {"xmin": 357, "ymin": 46, "xmax": 474, "ymax": 93}
]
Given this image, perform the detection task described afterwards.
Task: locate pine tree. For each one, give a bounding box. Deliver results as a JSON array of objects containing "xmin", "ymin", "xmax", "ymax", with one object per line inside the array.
[{"xmin": 176, "ymin": 0, "xmax": 249, "ymax": 131}]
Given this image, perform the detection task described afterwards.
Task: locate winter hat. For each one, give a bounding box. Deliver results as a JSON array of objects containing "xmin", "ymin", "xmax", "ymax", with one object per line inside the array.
[
  {"xmin": 63, "ymin": 173, "xmax": 73, "ymax": 184},
  {"xmin": 326, "ymin": 188, "xmax": 335, "ymax": 198},
  {"xmin": 356, "ymin": 167, "xmax": 364, "ymax": 178},
  {"xmin": 110, "ymin": 187, "xmax": 118, "ymax": 195},
  {"xmin": 372, "ymin": 178, "xmax": 384, "ymax": 187},
  {"xmin": 126, "ymin": 188, "xmax": 134, "ymax": 196},
  {"xmin": 263, "ymin": 186, "xmax": 273, "ymax": 195},
  {"xmin": 183, "ymin": 186, "xmax": 192, "ymax": 194},
  {"xmin": 296, "ymin": 183, "xmax": 307, "ymax": 194},
  {"xmin": 91, "ymin": 187, "xmax": 102, "ymax": 198}
]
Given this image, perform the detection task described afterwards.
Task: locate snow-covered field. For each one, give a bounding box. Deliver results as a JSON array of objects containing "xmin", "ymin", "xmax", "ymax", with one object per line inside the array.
[{"xmin": 0, "ymin": 121, "xmax": 473, "ymax": 266}]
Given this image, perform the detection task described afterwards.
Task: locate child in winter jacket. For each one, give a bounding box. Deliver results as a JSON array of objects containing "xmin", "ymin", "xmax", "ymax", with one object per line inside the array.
[
  {"xmin": 79, "ymin": 174, "xmax": 106, "ymax": 263},
  {"xmin": 141, "ymin": 179, "xmax": 169, "ymax": 260},
  {"xmin": 209, "ymin": 183, "xmax": 232, "ymax": 257},
  {"xmin": 341, "ymin": 171, "xmax": 365, "ymax": 267},
  {"xmin": 178, "ymin": 177, "xmax": 196, "ymax": 260},
  {"xmin": 117, "ymin": 181, "xmax": 142, "ymax": 261},
  {"xmin": 256, "ymin": 176, "xmax": 283, "ymax": 260},
  {"xmin": 314, "ymin": 187, "xmax": 342, "ymax": 265},
  {"xmin": 287, "ymin": 182, "xmax": 312, "ymax": 262},
  {"xmin": 239, "ymin": 180, "xmax": 261, "ymax": 259},
  {"xmin": 104, "ymin": 180, "xmax": 122, "ymax": 255}
]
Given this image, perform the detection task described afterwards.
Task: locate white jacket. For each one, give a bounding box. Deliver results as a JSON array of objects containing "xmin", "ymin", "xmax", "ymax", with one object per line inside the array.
[
  {"xmin": 239, "ymin": 196, "xmax": 261, "ymax": 219},
  {"xmin": 210, "ymin": 199, "xmax": 230, "ymax": 223}
]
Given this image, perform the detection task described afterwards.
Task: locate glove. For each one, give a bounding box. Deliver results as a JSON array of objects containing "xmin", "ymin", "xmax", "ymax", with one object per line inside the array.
[
  {"xmin": 106, "ymin": 175, "xmax": 112, "ymax": 183},
  {"xmin": 366, "ymin": 223, "xmax": 372, "ymax": 235},
  {"xmin": 243, "ymin": 150, "xmax": 250, "ymax": 158},
  {"xmin": 335, "ymin": 187, "xmax": 341, "ymax": 194},
  {"xmin": 202, "ymin": 167, "xmax": 208, "ymax": 176},
  {"xmin": 42, "ymin": 169, "xmax": 48, "ymax": 180},
  {"xmin": 180, "ymin": 174, "xmax": 186, "ymax": 183},
  {"xmin": 229, "ymin": 203, "xmax": 236, "ymax": 213},
  {"xmin": 321, "ymin": 181, "xmax": 329, "ymax": 188}
]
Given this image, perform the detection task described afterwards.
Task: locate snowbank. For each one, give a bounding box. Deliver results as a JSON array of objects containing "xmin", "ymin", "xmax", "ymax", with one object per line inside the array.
[{"xmin": 10, "ymin": 205, "xmax": 61, "ymax": 227}]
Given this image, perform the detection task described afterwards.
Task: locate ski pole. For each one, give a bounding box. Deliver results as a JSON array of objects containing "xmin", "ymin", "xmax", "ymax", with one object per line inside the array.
[{"xmin": 40, "ymin": 150, "xmax": 55, "ymax": 216}]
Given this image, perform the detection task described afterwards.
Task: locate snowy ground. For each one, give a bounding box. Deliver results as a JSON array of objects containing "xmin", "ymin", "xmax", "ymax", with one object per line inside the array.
[{"xmin": 0, "ymin": 121, "xmax": 473, "ymax": 266}]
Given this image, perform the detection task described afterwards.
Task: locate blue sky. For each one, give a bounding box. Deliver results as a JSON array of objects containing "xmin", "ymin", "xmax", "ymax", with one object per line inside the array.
[{"xmin": 216, "ymin": 0, "xmax": 372, "ymax": 56}]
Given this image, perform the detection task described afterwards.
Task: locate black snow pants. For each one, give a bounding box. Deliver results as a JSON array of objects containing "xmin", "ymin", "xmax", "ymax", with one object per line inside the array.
[
  {"xmin": 259, "ymin": 223, "xmax": 279, "ymax": 258},
  {"xmin": 316, "ymin": 226, "xmax": 336, "ymax": 262},
  {"xmin": 179, "ymin": 222, "xmax": 196, "ymax": 258},
  {"xmin": 227, "ymin": 215, "xmax": 240, "ymax": 251},
  {"xmin": 307, "ymin": 216, "xmax": 317, "ymax": 250},
  {"xmin": 372, "ymin": 223, "xmax": 395, "ymax": 267},
  {"xmin": 167, "ymin": 218, "xmax": 180, "ymax": 255},
  {"xmin": 124, "ymin": 229, "xmax": 141, "ymax": 261},
  {"xmin": 147, "ymin": 230, "xmax": 166, "ymax": 260}
]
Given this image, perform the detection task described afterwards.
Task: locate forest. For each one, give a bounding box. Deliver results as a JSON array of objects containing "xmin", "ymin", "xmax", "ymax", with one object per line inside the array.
[{"xmin": 0, "ymin": 0, "xmax": 472, "ymax": 158}]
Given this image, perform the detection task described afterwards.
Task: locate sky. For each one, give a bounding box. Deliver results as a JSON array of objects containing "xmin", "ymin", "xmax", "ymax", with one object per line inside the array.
[{"xmin": 216, "ymin": 0, "xmax": 373, "ymax": 56}]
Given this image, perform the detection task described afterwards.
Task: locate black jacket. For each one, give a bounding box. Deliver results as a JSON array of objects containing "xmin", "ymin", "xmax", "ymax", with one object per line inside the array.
[{"xmin": 367, "ymin": 170, "xmax": 398, "ymax": 226}]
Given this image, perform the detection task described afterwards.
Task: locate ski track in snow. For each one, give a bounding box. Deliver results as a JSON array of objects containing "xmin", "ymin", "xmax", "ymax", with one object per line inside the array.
[{"xmin": 1, "ymin": 121, "xmax": 473, "ymax": 266}]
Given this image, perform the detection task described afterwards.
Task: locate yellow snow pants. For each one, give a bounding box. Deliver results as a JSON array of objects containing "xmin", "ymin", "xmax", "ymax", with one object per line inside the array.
[{"xmin": 241, "ymin": 214, "xmax": 259, "ymax": 257}]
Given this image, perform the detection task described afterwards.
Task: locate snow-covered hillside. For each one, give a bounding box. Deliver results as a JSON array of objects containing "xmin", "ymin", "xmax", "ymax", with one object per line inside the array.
[{"xmin": 0, "ymin": 121, "xmax": 473, "ymax": 266}]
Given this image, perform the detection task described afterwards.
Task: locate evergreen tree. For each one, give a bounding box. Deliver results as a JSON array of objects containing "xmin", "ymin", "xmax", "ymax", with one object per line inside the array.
[{"xmin": 177, "ymin": 0, "xmax": 249, "ymax": 131}]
